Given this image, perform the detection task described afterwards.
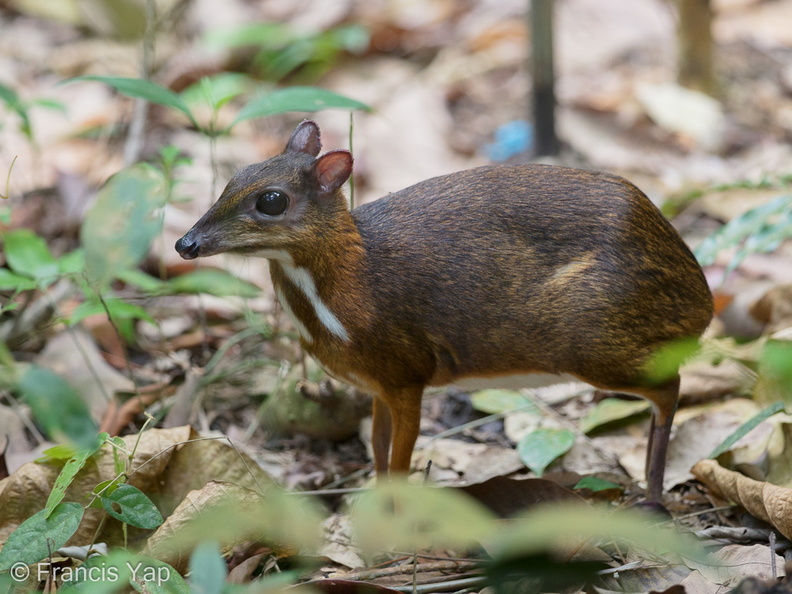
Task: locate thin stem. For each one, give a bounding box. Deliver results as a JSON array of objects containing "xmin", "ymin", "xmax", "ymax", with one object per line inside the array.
[
  {"xmin": 95, "ymin": 289, "xmax": 142, "ymax": 398},
  {"xmin": 123, "ymin": 0, "xmax": 156, "ymax": 164},
  {"xmin": 1, "ymin": 155, "xmax": 17, "ymax": 199},
  {"xmin": 348, "ymin": 112, "xmax": 355, "ymax": 209}
]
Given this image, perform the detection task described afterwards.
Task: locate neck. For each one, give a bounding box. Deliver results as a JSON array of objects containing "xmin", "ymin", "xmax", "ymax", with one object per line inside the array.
[{"xmin": 269, "ymin": 209, "xmax": 369, "ymax": 346}]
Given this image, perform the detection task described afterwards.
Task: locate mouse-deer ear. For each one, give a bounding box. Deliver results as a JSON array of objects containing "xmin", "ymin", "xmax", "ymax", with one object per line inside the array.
[
  {"xmin": 315, "ymin": 150, "xmax": 353, "ymax": 194},
  {"xmin": 285, "ymin": 120, "xmax": 322, "ymax": 156}
]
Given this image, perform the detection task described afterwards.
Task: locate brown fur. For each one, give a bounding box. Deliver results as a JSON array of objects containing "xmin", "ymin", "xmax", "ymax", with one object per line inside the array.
[{"xmin": 176, "ymin": 121, "xmax": 713, "ymax": 502}]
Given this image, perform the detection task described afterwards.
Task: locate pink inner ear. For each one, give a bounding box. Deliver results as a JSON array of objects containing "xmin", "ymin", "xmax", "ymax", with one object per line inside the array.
[{"xmin": 316, "ymin": 151, "xmax": 353, "ymax": 193}]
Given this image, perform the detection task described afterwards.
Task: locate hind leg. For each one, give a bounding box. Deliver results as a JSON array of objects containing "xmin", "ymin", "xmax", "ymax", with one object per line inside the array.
[{"xmin": 633, "ymin": 378, "xmax": 680, "ymax": 503}]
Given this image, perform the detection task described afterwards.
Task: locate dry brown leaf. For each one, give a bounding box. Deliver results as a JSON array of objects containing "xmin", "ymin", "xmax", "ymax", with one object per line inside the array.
[
  {"xmin": 0, "ymin": 425, "xmax": 259, "ymax": 549},
  {"xmin": 684, "ymin": 543, "xmax": 784, "ymax": 587},
  {"xmin": 158, "ymin": 432, "xmax": 274, "ymax": 511},
  {"xmin": 679, "ymin": 358, "xmax": 757, "ymax": 403},
  {"xmin": 320, "ymin": 513, "xmax": 365, "ymax": 571},
  {"xmin": 562, "ymin": 437, "xmax": 622, "ymax": 477},
  {"xmin": 226, "ymin": 552, "xmax": 269, "ymax": 585},
  {"xmin": 665, "ymin": 398, "xmax": 762, "ymax": 490},
  {"xmin": 143, "ymin": 481, "xmax": 262, "ymax": 573},
  {"xmin": 678, "ymin": 570, "xmax": 718, "ymax": 594},
  {"xmin": 36, "ymin": 328, "xmax": 135, "ymax": 421},
  {"xmin": 412, "ymin": 437, "xmax": 523, "ymax": 485},
  {"xmin": 749, "ymin": 285, "xmax": 792, "ymax": 334},
  {"xmin": 143, "ymin": 477, "xmax": 318, "ymax": 575},
  {"xmin": 461, "ymin": 476, "xmax": 588, "ymax": 518},
  {"xmin": 766, "ymin": 423, "xmax": 792, "ymax": 488},
  {"xmin": 691, "ymin": 459, "xmax": 792, "ymax": 540}
]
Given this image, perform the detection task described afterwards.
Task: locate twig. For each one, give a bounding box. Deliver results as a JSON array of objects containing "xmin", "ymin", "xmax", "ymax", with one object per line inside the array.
[
  {"xmin": 771, "ymin": 531, "xmax": 778, "ymax": 579},
  {"xmin": 425, "ymin": 401, "xmax": 534, "ymax": 443},
  {"xmin": 289, "ymin": 486, "xmax": 371, "ymax": 497},
  {"xmin": 673, "ymin": 505, "xmax": 736, "ymax": 522},
  {"xmin": 389, "ymin": 576, "xmax": 488, "ymax": 593},
  {"xmin": 596, "ymin": 560, "xmax": 645, "ymax": 575},
  {"xmin": 201, "ymin": 327, "xmax": 266, "ymax": 376},
  {"xmin": 162, "ymin": 367, "xmax": 204, "ymax": 428},
  {"xmin": 2, "ymin": 391, "xmax": 47, "ymax": 445},
  {"xmin": 325, "ymin": 560, "xmax": 482, "ymax": 583},
  {"xmin": 0, "ymin": 278, "xmax": 75, "ymax": 345},
  {"xmin": 694, "ymin": 526, "xmax": 774, "ymax": 543},
  {"xmin": 323, "ymin": 466, "xmax": 371, "ymax": 489}
]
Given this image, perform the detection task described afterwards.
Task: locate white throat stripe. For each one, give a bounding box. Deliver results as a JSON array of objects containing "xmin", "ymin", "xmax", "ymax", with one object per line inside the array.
[
  {"xmin": 252, "ymin": 249, "xmax": 294, "ymax": 264},
  {"xmin": 280, "ymin": 263, "xmax": 351, "ymax": 343}
]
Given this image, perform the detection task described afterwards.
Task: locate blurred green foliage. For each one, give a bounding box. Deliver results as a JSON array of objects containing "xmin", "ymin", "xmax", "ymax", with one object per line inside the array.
[
  {"xmin": 207, "ymin": 22, "xmax": 371, "ymax": 82},
  {"xmin": 696, "ymin": 193, "xmax": 792, "ymax": 278}
]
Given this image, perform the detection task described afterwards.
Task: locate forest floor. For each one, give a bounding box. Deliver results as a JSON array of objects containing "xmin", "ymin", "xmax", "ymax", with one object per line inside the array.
[{"xmin": 2, "ymin": 0, "xmax": 792, "ymax": 592}]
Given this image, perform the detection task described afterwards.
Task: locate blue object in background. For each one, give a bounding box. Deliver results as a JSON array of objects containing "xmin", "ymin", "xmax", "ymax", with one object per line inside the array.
[{"xmin": 485, "ymin": 120, "xmax": 534, "ymax": 162}]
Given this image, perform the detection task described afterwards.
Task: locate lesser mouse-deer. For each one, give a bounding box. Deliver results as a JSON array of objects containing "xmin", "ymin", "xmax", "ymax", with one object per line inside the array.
[{"xmin": 176, "ymin": 120, "xmax": 713, "ymax": 502}]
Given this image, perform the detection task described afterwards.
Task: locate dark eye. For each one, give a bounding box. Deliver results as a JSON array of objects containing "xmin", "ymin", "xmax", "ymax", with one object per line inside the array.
[{"xmin": 255, "ymin": 190, "xmax": 289, "ymax": 216}]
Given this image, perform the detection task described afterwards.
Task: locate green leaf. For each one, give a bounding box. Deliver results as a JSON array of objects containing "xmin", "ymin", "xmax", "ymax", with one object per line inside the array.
[
  {"xmin": 60, "ymin": 552, "xmax": 187, "ymax": 593},
  {"xmin": 762, "ymin": 340, "xmax": 792, "ymax": 402},
  {"xmin": 90, "ymin": 476, "xmax": 126, "ymax": 509},
  {"xmin": 517, "ymin": 428, "xmax": 576, "ymax": 477},
  {"xmin": 159, "ymin": 487, "xmax": 322, "ymax": 555},
  {"xmin": 0, "ymin": 81, "xmax": 32, "ymax": 136},
  {"xmin": 57, "ymin": 248, "xmax": 85, "ymax": 276},
  {"xmin": 0, "ymin": 267, "xmax": 37, "ymax": 291},
  {"xmin": 579, "ymin": 398, "xmax": 651, "ymax": 434},
  {"xmin": 66, "ymin": 76, "xmax": 197, "ymax": 127},
  {"xmin": 81, "ymin": 164, "xmax": 168, "ymax": 289},
  {"xmin": 205, "ymin": 22, "xmax": 293, "ymax": 49},
  {"xmin": 68, "ymin": 297, "xmax": 155, "ymax": 327},
  {"xmin": 3, "ymin": 228, "xmax": 59, "ymax": 280},
  {"xmin": 45, "ymin": 433, "xmax": 107, "ymax": 517},
  {"xmin": 110, "ymin": 435, "xmax": 128, "ymax": 475},
  {"xmin": 161, "ymin": 269, "xmax": 261, "ymax": 298},
  {"xmin": 470, "ymin": 389, "xmax": 538, "ymax": 415},
  {"xmin": 352, "ymin": 481, "xmax": 497, "ymax": 553},
  {"xmin": 116, "ymin": 268, "xmax": 167, "ymax": 293},
  {"xmin": 491, "ymin": 503, "xmax": 705, "ymax": 562},
  {"xmin": 101, "ymin": 484, "xmax": 164, "ymax": 529},
  {"xmin": 644, "ymin": 337, "xmax": 703, "ymax": 385},
  {"xmin": 573, "ymin": 476, "xmax": 623, "ymax": 492},
  {"xmin": 709, "ymin": 401, "xmax": 786, "ymax": 459},
  {"xmin": 37, "ymin": 443, "xmax": 78, "ymax": 462},
  {"xmin": 0, "ymin": 502, "xmax": 84, "ymax": 571},
  {"xmin": 181, "ymin": 72, "xmax": 254, "ymax": 112},
  {"xmin": 16, "ymin": 365, "xmax": 98, "ymax": 450},
  {"xmin": 31, "ymin": 97, "xmax": 67, "ymax": 113},
  {"xmin": 127, "ymin": 557, "xmax": 187, "ymax": 593},
  {"xmin": 233, "ymin": 86, "xmax": 371, "ymax": 126},
  {"xmin": 188, "ymin": 541, "xmax": 227, "ymax": 594}
]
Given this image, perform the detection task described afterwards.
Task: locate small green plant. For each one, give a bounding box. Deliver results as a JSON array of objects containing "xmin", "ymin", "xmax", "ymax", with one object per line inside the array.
[
  {"xmin": 0, "ymin": 431, "xmax": 177, "ymax": 591},
  {"xmin": 0, "ymin": 82, "xmax": 65, "ymax": 142},
  {"xmin": 66, "ymin": 74, "xmax": 371, "ymax": 138},
  {"xmin": 206, "ymin": 22, "xmax": 371, "ymax": 82}
]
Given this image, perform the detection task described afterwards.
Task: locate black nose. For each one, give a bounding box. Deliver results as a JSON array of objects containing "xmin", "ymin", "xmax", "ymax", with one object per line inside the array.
[{"xmin": 175, "ymin": 235, "xmax": 200, "ymax": 260}]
